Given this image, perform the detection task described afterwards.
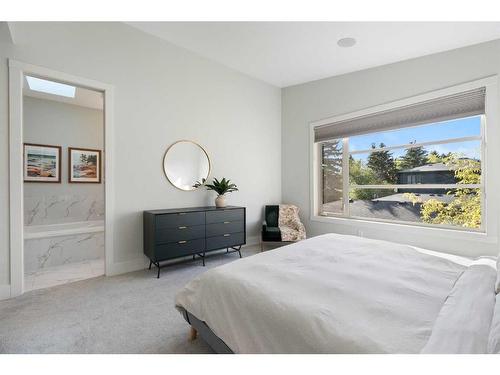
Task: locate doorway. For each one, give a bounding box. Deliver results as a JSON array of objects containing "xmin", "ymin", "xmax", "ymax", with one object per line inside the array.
[{"xmin": 8, "ymin": 60, "xmax": 115, "ymax": 297}]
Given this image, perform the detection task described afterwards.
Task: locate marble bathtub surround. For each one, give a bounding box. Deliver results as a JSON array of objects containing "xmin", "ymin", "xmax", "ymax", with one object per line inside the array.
[
  {"xmin": 24, "ymin": 259, "xmax": 105, "ymax": 292},
  {"xmin": 24, "ymin": 220, "xmax": 104, "ymax": 240},
  {"xmin": 24, "ymin": 193, "xmax": 104, "ymax": 226},
  {"xmin": 24, "ymin": 231, "xmax": 104, "ymax": 273}
]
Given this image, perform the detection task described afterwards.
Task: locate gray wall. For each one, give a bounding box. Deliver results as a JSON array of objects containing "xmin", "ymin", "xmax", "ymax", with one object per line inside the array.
[
  {"xmin": 282, "ymin": 39, "xmax": 500, "ymax": 257},
  {"xmin": 0, "ymin": 22, "xmax": 282, "ymax": 288},
  {"xmin": 23, "ymin": 96, "xmax": 104, "ymax": 225}
]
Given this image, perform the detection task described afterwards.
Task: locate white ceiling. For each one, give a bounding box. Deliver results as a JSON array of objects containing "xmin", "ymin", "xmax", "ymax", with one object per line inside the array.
[
  {"xmin": 23, "ymin": 77, "xmax": 104, "ymax": 110},
  {"xmin": 127, "ymin": 22, "xmax": 500, "ymax": 87}
]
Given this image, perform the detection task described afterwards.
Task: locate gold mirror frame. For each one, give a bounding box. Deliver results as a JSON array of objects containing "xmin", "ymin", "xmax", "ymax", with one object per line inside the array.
[{"xmin": 163, "ymin": 140, "xmax": 211, "ymax": 191}]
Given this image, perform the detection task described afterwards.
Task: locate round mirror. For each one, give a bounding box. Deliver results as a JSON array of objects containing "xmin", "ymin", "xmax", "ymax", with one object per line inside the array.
[{"xmin": 163, "ymin": 140, "xmax": 211, "ymax": 191}]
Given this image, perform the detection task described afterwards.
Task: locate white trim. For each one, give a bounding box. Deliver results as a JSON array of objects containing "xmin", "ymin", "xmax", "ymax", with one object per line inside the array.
[
  {"xmin": 348, "ymin": 135, "xmax": 481, "ymax": 155},
  {"xmin": 311, "ymin": 215, "xmax": 496, "ymax": 242},
  {"xmin": 342, "ymin": 138, "xmax": 349, "ymax": 216},
  {"xmin": 309, "ymin": 76, "xmax": 498, "ymax": 241},
  {"xmin": 310, "ymin": 132, "xmax": 320, "ymax": 221},
  {"xmin": 349, "ymin": 184, "xmax": 482, "ymax": 190},
  {"xmin": 245, "ymin": 235, "xmax": 260, "ymax": 246},
  {"xmin": 0, "ymin": 285, "xmax": 11, "ymax": 301},
  {"xmin": 103, "ymin": 81, "xmax": 115, "ymax": 276},
  {"xmin": 8, "ymin": 59, "xmax": 115, "ymax": 298},
  {"xmin": 9, "ymin": 63, "xmax": 24, "ymax": 297},
  {"xmin": 108, "ymin": 238, "xmax": 260, "ymax": 277},
  {"xmin": 480, "ymin": 114, "xmax": 487, "ymax": 232},
  {"xmin": 321, "ymin": 211, "xmax": 484, "ymax": 233},
  {"xmin": 106, "ymin": 257, "xmax": 146, "ymax": 276}
]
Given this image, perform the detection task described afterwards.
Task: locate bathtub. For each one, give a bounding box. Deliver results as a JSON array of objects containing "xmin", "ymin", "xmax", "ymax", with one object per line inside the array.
[
  {"xmin": 24, "ymin": 220, "xmax": 104, "ymax": 239},
  {"xmin": 24, "ymin": 220, "xmax": 105, "ymax": 274}
]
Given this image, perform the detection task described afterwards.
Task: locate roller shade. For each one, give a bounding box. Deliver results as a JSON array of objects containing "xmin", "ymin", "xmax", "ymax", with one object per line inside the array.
[{"xmin": 314, "ymin": 87, "xmax": 485, "ymax": 143}]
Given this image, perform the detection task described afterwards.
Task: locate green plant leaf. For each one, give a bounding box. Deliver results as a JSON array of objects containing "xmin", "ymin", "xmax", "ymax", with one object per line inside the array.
[{"xmin": 202, "ymin": 177, "xmax": 238, "ymax": 195}]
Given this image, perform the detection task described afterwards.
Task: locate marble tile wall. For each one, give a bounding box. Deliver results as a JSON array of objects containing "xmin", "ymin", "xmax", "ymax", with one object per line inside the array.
[
  {"xmin": 24, "ymin": 259, "xmax": 105, "ymax": 292},
  {"xmin": 24, "ymin": 232, "xmax": 104, "ymax": 274},
  {"xmin": 24, "ymin": 193, "xmax": 105, "ymax": 226}
]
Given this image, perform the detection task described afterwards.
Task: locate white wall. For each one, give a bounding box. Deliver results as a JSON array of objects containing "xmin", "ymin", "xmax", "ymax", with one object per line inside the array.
[
  {"xmin": 0, "ymin": 22, "xmax": 282, "ymax": 292},
  {"xmin": 23, "ymin": 96, "xmax": 104, "ymax": 225},
  {"xmin": 282, "ymin": 39, "xmax": 500, "ymax": 258}
]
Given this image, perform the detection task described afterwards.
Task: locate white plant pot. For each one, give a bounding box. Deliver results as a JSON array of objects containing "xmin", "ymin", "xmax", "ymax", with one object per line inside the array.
[{"xmin": 215, "ymin": 195, "xmax": 227, "ymax": 208}]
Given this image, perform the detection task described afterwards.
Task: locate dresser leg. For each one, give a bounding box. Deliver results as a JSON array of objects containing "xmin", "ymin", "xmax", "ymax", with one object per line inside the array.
[
  {"xmin": 202, "ymin": 252, "xmax": 205, "ymax": 266},
  {"xmin": 148, "ymin": 260, "xmax": 152, "ymax": 270},
  {"xmin": 226, "ymin": 248, "xmax": 229, "ymax": 253},
  {"xmin": 237, "ymin": 246, "xmax": 242, "ymax": 258},
  {"xmin": 157, "ymin": 263, "xmax": 161, "ymax": 278}
]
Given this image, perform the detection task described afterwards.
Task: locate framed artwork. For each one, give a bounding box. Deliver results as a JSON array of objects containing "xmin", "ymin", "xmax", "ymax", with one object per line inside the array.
[
  {"xmin": 23, "ymin": 143, "xmax": 62, "ymax": 183},
  {"xmin": 68, "ymin": 147, "xmax": 102, "ymax": 183}
]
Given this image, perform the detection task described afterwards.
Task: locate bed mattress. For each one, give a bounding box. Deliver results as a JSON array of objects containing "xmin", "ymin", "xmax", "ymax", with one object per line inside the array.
[{"xmin": 175, "ymin": 233, "xmax": 497, "ymax": 353}]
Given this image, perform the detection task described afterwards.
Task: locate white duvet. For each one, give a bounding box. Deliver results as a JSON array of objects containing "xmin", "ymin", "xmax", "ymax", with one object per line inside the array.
[{"xmin": 175, "ymin": 233, "xmax": 497, "ymax": 353}]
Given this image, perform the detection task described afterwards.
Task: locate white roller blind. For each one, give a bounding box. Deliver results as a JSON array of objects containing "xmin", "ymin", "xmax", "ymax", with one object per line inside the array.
[{"xmin": 314, "ymin": 87, "xmax": 485, "ymax": 143}]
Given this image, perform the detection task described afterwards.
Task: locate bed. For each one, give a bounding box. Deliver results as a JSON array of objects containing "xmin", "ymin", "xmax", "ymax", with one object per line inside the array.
[{"xmin": 175, "ymin": 233, "xmax": 500, "ymax": 354}]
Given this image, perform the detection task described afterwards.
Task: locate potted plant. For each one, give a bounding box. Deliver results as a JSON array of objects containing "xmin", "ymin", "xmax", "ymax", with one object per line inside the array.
[{"xmin": 194, "ymin": 177, "xmax": 238, "ymax": 208}]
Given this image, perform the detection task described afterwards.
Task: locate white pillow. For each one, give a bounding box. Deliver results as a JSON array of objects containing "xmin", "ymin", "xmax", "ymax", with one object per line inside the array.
[
  {"xmin": 488, "ymin": 295, "xmax": 500, "ymax": 353},
  {"xmin": 421, "ymin": 265, "xmax": 496, "ymax": 354}
]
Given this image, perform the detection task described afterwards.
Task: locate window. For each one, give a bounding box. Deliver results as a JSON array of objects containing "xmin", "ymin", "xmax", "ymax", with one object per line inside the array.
[
  {"xmin": 26, "ymin": 76, "xmax": 76, "ymax": 98},
  {"xmin": 314, "ymin": 87, "xmax": 485, "ymax": 231}
]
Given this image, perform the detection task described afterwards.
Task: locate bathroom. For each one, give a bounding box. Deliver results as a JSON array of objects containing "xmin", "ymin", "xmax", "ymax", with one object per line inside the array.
[{"xmin": 22, "ymin": 76, "xmax": 105, "ymax": 291}]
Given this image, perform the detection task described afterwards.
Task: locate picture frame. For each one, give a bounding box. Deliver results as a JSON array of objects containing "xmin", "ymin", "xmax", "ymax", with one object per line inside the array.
[
  {"xmin": 68, "ymin": 147, "xmax": 102, "ymax": 183},
  {"xmin": 23, "ymin": 143, "xmax": 62, "ymax": 183}
]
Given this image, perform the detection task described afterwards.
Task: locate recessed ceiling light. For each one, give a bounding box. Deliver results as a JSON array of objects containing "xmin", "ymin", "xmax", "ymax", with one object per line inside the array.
[
  {"xmin": 337, "ymin": 37, "xmax": 356, "ymax": 48},
  {"xmin": 26, "ymin": 76, "xmax": 76, "ymax": 98}
]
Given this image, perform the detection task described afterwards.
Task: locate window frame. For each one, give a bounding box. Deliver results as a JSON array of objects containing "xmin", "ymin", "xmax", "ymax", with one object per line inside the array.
[
  {"xmin": 310, "ymin": 77, "xmax": 497, "ymax": 238},
  {"xmin": 319, "ymin": 123, "xmax": 484, "ymax": 231}
]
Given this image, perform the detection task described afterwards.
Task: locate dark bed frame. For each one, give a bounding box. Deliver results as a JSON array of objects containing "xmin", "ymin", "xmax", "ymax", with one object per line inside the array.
[{"xmin": 179, "ymin": 307, "xmax": 234, "ymax": 354}]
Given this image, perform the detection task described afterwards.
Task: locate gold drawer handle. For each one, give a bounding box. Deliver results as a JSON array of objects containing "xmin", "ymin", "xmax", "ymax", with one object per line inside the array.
[
  {"xmin": 178, "ymin": 226, "xmax": 187, "ymax": 229},
  {"xmin": 223, "ymin": 234, "xmax": 231, "ymax": 237},
  {"xmin": 223, "ymin": 221, "xmax": 231, "ymax": 224},
  {"xmin": 178, "ymin": 240, "xmax": 187, "ymax": 244}
]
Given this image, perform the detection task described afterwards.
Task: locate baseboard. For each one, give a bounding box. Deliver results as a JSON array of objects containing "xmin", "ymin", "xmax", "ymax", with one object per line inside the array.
[
  {"xmin": 106, "ymin": 237, "xmax": 260, "ymax": 277},
  {"xmin": 0, "ymin": 284, "xmax": 11, "ymax": 301},
  {"xmin": 245, "ymin": 235, "xmax": 260, "ymax": 247},
  {"xmin": 106, "ymin": 257, "xmax": 146, "ymax": 276}
]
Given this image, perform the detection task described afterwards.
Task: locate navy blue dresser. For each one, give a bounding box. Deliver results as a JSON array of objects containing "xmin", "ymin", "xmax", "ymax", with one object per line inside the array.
[{"xmin": 143, "ymin": 206, "xmax": 246, "ymax": 277}]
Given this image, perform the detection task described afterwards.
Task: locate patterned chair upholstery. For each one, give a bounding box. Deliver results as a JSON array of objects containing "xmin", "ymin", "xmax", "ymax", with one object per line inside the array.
[{"xmin": 261, "ymin": 204, "xmax": 306, "ymax": 250}]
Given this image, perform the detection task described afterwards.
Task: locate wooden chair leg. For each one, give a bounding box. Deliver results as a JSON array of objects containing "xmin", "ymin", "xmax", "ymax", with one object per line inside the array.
[{"xmin": 189, "ymin": 326, "xmax": 198, "ymax": 341}]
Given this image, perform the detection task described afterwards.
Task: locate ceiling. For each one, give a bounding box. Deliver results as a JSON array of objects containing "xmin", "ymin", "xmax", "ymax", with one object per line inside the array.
[
  {"xmin": 23, "ymin": 76, "xmax": 104, "ymax": 110},
  {"xmin": 128, "ymin": 22, "xmax": 500, "ymax": 87}
]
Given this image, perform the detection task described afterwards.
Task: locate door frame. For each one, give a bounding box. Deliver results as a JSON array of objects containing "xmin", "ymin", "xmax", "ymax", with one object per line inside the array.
[{"xmin": 8, "ymin": 59, "xmax": 115, "ymax": 297}]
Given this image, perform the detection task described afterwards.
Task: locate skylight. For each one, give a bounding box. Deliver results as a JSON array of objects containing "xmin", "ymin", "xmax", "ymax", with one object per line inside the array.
[{"xmin": 26, "ymin": 76, "xmax": 76, "ymax": 98}]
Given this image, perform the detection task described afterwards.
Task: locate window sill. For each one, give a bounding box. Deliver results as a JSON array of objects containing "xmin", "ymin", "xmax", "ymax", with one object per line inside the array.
[{"xmin": 310, "ymin": 214, "xmax": 496, "ymax": 244}]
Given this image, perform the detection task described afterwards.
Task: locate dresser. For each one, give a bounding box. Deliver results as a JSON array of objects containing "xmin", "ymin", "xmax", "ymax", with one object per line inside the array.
[{"xmin": 143, "ymin": 206, "xmax": 246, "ymax": 277}]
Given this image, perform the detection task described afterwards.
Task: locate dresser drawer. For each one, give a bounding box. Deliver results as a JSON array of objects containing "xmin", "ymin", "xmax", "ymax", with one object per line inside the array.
[
  {"xmin": 155, "ymin": 224, "xmax": 205, "ymax": 243},
  {"xmin": 156, "ymin": 212, "xmax": 205, "ymax": 228},
  {"xmin": 206, "ymin": 221, "xmax": 244, "ymax": 238},
  {"xmin": 154, "ymin": 238, "xmax": 205, "ymax": 261},
  {"xmin": 206, "ymin": 208, "xmax": 244, "ymax": 224},
  {"xmin": 206, "ymin": 232, "xmax": 245, "ymax": 251}
]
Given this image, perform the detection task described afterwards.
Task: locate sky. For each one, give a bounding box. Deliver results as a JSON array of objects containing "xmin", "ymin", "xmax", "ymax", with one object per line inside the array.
[{"xmin": 349, "ymin": 116, "xmax": 482, "ymax": 161}]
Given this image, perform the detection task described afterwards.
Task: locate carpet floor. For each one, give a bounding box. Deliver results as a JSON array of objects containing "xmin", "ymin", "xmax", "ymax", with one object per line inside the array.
[{"xmin": 0, "ymin": 245, "xmax": 260, "ymax": 353}]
